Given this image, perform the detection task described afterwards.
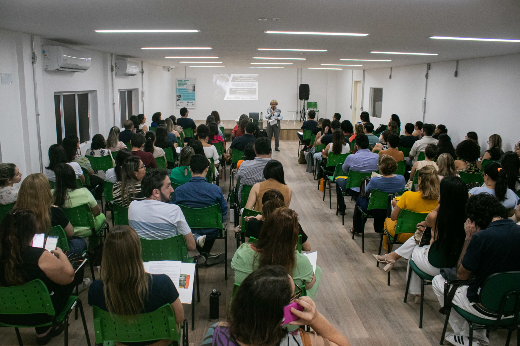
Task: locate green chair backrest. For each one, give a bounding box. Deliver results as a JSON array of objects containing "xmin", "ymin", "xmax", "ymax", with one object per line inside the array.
[
  {"xmin": 0, "ymin": 202, "xmax": 15, "ymax": 223},
  {"xmin": 345, "ymin": 171, "xmax": 372, "ymax": 189},
  {"xmin": 220, "ymin": 126, "xmax": 225, "ymax": 137},
  {"xmin": 326, "ymin": 152, "xmax": 348, "ymax": 169},
  {"xmin": 309, "ymin": 134, "xmax": 317, "ymax": 147},
  {"xmin": 104, "ymin": 181, "xmax": 114, "ymax": 202},
  {"xmin": 76, "ymin": 178, "xmax": 84, "ymax": 188},
  {"xmin": 349, "ymin": 139, "xmax": 356, "ymax": 152},
  {"xmin": 140, "ymin": 235, "xmax": 190, "ymax": 262},
  {"xmin": 0, "ymin": 279, "xmax": 56, "ymax": 322},
  {"xmin": 479, "ymin": 271, "xmax": 520, "ymax": 315},
  {"xmin": 113, "ymin": 203, "xmax": 129, "ymax": 226},
  {"xmin": 302, "ymin": 129, "xmax": 312, "ymax": 141},
  {"xmin": 155, "ymin": 156, "xmax": 167, "ymax": 169},
  {"xmin": 395, "ymin": 160, "xmax": 406, "ymax": 176},
  {"xmin": 395, "ymin": 209, "xmax": 428, "ymax": 236},
  {"xmin": 213, "ymin": 141, "xmax": 224, "ymax": 156},
  {"xmin": 86, "ymin": 155, "xmax": 114, "ymax": 172},
  {"xmin": 48, "ymin": 180, "xmax": 55, "ymax": 189},
  {"xmin": 240, "ymin": 184, "xmax": 253, "ymax": 209},
  {"xmin": 92, "ymin": 304, "xmax": 180, "ymax": 345},
  {"xmin": 111, "ymin": 151, "xmax": 118, "ymax": 161},
  {"xmin": 48, "ymin": 225, "xmax": 69, "ymax": 251},
  {"xmin": 481, "ymin": 159, "xmax": 499, "ymax": 172},
  {"xmin": 412, "ymin": 170, "xmax": 419, "ymax": 185},
  {"xmin": 81, "ymin": 168, "xmax": 91, "ymax": 187},
  {"xmin": 206, "ymin": 158, "xmax": 215, "ymax": 183},
  {"xmin": 149, "ymin": 127, "xmax": 157, "ymax": 133},
  {"xmin": 307, "ymin": 101, "xmax": 317, "ymax": 109},
  {"xmin": 329, "ymin": 164, "xmax": 345, "ymax": 181},
  {"xmin": 124, "ymin": 142, "xmax": 132, "ymax": 150},
  {"xmin": 178, "ymin": 132, "xmax": 185, "ymax": 147},
  {"xmin": 367, "ymin": 190, "xmax": 393, "ymax": 211},
  {"xmin": 241, "ymin": 208, "xmax": 261, "ymax": 234},
  {"xmin": 178, "ymin": 204, "xmax": 223, "ymax": 231},
  {"xmin": 231, "ymin": 149, "xmax": 245, "ymax": 164},
  {"xmin": 62, "ymin": 203, "xmax": 96, "ymax": 231},
  {"xmin": 459, "ymin": 171, "xmax": 484, "ymax": 186},
  {"xmin": 398, "ymin": 146, "xmax": 411, "ymax": 158},
  {"xmin": 183, "ymin": 128, "xmax": 194, "ymax": 138},
  {"xmin": 417, "ymin": 152, "xmax": 425, "ymax": 161},
  {"xmin": 163, "ymin": 147, "xmax": 175, "ymax": 162},
  {"xmin": 314, "ymin": 143, "xmax": 326, "ymax": 152}
]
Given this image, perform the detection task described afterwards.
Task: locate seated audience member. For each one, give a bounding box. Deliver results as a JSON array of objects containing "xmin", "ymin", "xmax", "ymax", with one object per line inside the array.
[
  {"xmin": 409, "ymin": 143, "xmax": 439, "ymax": 181},
  {"xmin": 143, "ymin": 131, "xmax": 166, "ymax": 162},
  {"xmin": 231, "ymin": 114, "xmax": 249, "ymax": 139},
  {"xmin": 236, "ymin": 143, "xmax": 255, "ymax": 170},
  {"xmin": 230, "ymin": 121, "xmax": 256, "ymax": 153},
  {"xmin": 106, "ymin": 126, "xmax": 127, "ymax": 152},
  {"xmin": 177, "ymin": 107, "xmax": 196, "ymax": 142},
  {"xmin": 322, "ymin": 129, "xmax": 350, "ymax": 160},
  {"xmin": 333, "ymin": 112, "xmax": 341, "ymax": 121},
  {"xmin": 196, "ymin": 124, "xmax": 220, "ymax": 168},
  {"xmin": 105, "ymin": 149, "xmax": 132, "ymax": 183},
  {"xmin": 373, "ymin": 130, "xmax": 391, "ymax": 151},
  {"xmin": 336, "ymin": 135, "xmax": 379, "ymax": 215},
  {"xmin": 409, "ymin": 123, "xmax": 438, "ymax": 162},
  {"xmin": 189, "ymin": 139, "xmax": 205, "ymax": 155},
  {"xmin": 360, "ymin": 111, "xmax": 370, "ymax": 125},
  {"xmin": 150, "ymin": 112, "xmax": 161, "ymax": 128},
  {"xmin": 155, "ymin": 127, "xmax": 176, "ymax": 158},
  {"xmin": 386, "ymin": 121, "xmax": 399, "ymax": 136},
  {"xmin": 469, "ymin": 162, "xmax": 519, "ymax": 210},
  {"xmin": 351, "ymin": 156, "xmax": 406, "ymax": 235},
  {"xmin": 465, "ymin": 131, "xmax": 478, "ymax": 143},
  {"xmin": 363, "ymin": 123, "xmax": 380, "ymax": 147},
  {"xmin": 381, "ymin": 166, "xmax": 439, "ymax": 251},
  {"xmin": 208, "ymin": 122, "xmax": 225, "ymax": 148},
  {"xmin": 374, "ymin": 176, "xmax": 466, "ymax": 293},
  {"xmin": 375, "ymin": 133, "xmax": 404, "ymax": 162},
  {"xmin": 203, "ymin": 266, "xmax": 349, "ymax": 346},
  {"xmin": 44, "ymin": 144, "xmax": 84, "ymax": 183},
  {"xmin": 400, "ymin": 123, "xmax": 419, "ymax": 148},
  {"xmin": 341, "ymin": 119, "xmax": 354, "ymax": 141},
  {"xmin": 436, "ymin": 134, "xmax": 456, "ymax": 161},
  {"xmin": 432, "ymin": 193, "xmax": 520, "ymax": 346},
  {"xmin": 232, "ymin": 209, "xmax": 317, "ymax": 294},
  {"xmin": 130, "ymin": 133, "xmax": 157, "ymax": 169},
  {"xmin": 244, "ymin": 189, "xmax": 311, "ymax": 251},
  {"xmin": 172, "ymin": 155, "xmax": 227, "ymax": 265},
  {"xmin": 432, "ymin": 124, "xmax": 448, "ymax": 139},
  {"xmin": 437, "ymin": 153, "xmax": 458, "ymax": 181},
  {"xmin": 112, "ymin": 157, "xmax": 146, "ymax": 207},
  {"xmin": 15, "ymin": 173, "xmax": 87, "ymax": 254},
  {"xmin": 482, "ymin": 133, "xmax": 504, "ymax": 161},
  {"xmin": 119, "ymin": 120, "xmax": 136, "ymax": 143},
  {"xmin": 349, "ymin": 123, "xmax": 364, "ymax": 144},
  {"xmin": 299, "ymin": 110, "xmax": 318, "ymax": 145},
  {"xmin": 502, "ymin": 152, "xmax": 520, "ymax": 192},
  {"xmin": 54, "ymin": 164, "xmax": 106, "ymax": 238},
  {"xmin": 63, "ymin": 134, "xmax": 104, "ymax": 199},
  {"xmin": 0, "ymin": 163, "xmax": 22, "ymax": 204},
  {"xmin": 137, "ymin": 114, "xmax": 148, "ymax": 133},
  {"xmin": 235, "ymin": 137, "xmax": 272, "ymax": 203},
  {"xmin": 128, "ymin": 169, "xmax": 196, "ymax": 250},
  {"xmin": 314, "ymin": 119, "xmax": 333, "ymax": 147},
  {"xmin": 212, "ymin": 110, "xmax": 224, "ymax": 130},
  {"xmin": 130, "ymin": 115, "xmax": 143, "ymax": 134},
  {"xmin": 412, "ymin": 121, "xmax": 423, "ymax": 139},
  {"xmin": 454, "ymin": 139, "xmax": 481, "ymax": 173},
  {"xmin": 164, "ymin": 118, "xmax": 180, "ymax": 144},
  {"xmin": 88, "ymin": 225, "xmax": 184, "ymax": 339},
  {"xmin": 169, "ymin": 115, "xmax": 184, "ymax": 135},
  {"xmin": 86, "ymin": 134, "xmax": 115, "ymax": 180},
  {"xmin": 245, "ymin": 160, "xmax": 292, "ymax": 211},
  {"xmin": 390, "ymin": 114, "xmax": 401, "ymax": 131},
  {"xmin": 170, "ymin": 146, "xmax": 195, "ymax": 186},
  {"xmin": 0, "ymin": 209, "xmax": 78, "ymax": 344}
]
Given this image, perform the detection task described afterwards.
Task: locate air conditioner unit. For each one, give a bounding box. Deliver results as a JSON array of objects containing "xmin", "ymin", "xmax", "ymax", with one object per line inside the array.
[
  {"xmin": 42, "ymin": 46, "xmax": 91, "ymax": 72},
  {"xmin": 115, "ymin": 59, "xmax": 140, "ymax": 76}
]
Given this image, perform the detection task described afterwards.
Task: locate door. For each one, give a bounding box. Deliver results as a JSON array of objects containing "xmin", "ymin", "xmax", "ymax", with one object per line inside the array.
[{"xmin": 352, "ymin": 81, "xmax": 362, "ymax": 123}]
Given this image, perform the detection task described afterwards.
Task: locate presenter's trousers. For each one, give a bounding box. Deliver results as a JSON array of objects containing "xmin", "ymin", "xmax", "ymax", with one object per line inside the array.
[{"xmin": 267, "ymin": 123, "xmax": 280, "ymax": 150}]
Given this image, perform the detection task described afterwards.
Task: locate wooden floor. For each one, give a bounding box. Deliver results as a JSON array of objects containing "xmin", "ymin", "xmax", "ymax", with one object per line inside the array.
[{"xmin": 3, "ymin": 140, "xmax": 515, "ymax": 346}]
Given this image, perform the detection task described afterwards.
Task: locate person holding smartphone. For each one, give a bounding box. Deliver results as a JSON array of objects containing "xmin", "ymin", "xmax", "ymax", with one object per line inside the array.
[
  {"xmin": 265, "ymin": 99, "xmax": 283, "ymax": 152},
  {"xmin": 0, "ymin": 209, "xmax": 76, "ymax": 345}
]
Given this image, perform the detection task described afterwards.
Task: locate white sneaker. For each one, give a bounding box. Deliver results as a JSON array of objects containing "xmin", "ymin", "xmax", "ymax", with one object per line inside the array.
[
  {"xmin": 445, "ymin": 333, "xmax": 480, "ymax": 346},
  {"xmin": 76, "ymin": 278, "xmax": 91, "ymax": 293},
  {"xmin": 196, "ymin": 235, "xmax": 206, "ymax": 248}
]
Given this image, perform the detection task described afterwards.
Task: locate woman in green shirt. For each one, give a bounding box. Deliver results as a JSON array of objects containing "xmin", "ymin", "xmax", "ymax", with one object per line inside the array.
[
  {"xmin": 170, "ymin": 146, "xmax": 194, "ymax": 187},
  {"xmin": 232, "ymin": 208, "xmax": 316, "ymax": 292}
]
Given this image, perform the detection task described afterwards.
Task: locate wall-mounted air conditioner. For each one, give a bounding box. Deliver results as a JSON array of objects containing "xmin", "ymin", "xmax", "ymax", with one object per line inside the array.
[
  {"xmin": 42, "ymin": 46, "xmax": 91, "ymax": 72},
  {"xmin": 115, "ymin": 59, "xmax": 140, "ymax": 76}
]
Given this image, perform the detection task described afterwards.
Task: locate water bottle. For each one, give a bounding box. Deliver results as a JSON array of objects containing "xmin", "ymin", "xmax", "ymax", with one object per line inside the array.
[{"xmin": 209, "ymin": 289, "xmax": 221, "ymax": 320}]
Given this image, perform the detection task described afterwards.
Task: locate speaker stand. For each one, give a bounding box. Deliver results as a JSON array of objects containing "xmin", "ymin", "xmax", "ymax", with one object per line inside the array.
[{"xmin": 299, "ymin": 101, "xmax": 307, "ymax": 122}]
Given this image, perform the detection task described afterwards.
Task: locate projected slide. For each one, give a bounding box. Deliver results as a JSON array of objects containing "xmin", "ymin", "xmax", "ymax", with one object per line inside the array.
[{"xmin": 213, "ymin": 74, "xmax": 258, "ymax": 100}]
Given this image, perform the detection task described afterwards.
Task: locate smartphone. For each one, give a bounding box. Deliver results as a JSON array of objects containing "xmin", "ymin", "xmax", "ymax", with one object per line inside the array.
[
  {"xmin": 31, "ymin": 233, "xmax": 45, "ymax": 248},
  {"xmin": 281, "ymin": 302, "xmax": 304, "ymax": 325},
  {"xmin": 45, "ymin": 236, "xmax": 59, "ymax": 252}
]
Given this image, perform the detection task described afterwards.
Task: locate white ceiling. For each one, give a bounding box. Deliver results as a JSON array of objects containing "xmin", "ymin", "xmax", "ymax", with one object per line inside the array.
[{"xmin": 2, "ymin": 0, "xmax": 520, "ymax": 70}]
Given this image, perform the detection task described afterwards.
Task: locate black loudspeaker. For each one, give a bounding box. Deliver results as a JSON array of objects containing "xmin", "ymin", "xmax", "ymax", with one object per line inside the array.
[{"xmin": 299, "ymin": 84, "xmax": 310, "ymax": 100}]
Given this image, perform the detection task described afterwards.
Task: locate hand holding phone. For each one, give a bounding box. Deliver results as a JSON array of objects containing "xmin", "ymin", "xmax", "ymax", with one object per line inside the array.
[
  {"xmin": 287, "ymin": 296, "xmax": 318, "ymax": 326},
  {"xmin": 45, "ymin": 236, "xmax": 59, "ymax": 252},
  {"xmin": 31, "ymin": 234, "xmax": 45, "ymax": 248},
  {"xmin": 281, "ymin": 302, "xmax": 304, "ymax": 325}
]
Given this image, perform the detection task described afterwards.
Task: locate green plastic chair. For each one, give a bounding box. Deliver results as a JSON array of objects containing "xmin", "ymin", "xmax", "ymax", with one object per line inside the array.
[
  {"xmin": 183, "ymin": 128, "xmax": 194, "ymax": 139},
  {"xmin": 310, "ymin": 134, "xmax": 317, "ymax": 147},
  {"xmin": 124, "ymin": 142, "xmax": 133, "ymax": 150},
  {"xmin": 312, "ymin": 144, "xmax": 327, "ymax": 180},
  {"xmin": 0, "ymin": 202, "xmax": 15, "ymax": 223},
  {"xmin": 338, "ymin": 170, "xmax": 373, "ymax": 225},
  {"xmin": 111, "ymin": 151, "xmax": 118, "ymax": 161},
  {"xmin": 48, "ymin": 225, "xmax": 70, "ymax": 251},
  {"xmin": 86, "ymin": 155, "xmax": 114, "ymax": 172},
  {"xmin": 178, "ymin": 204, "xmax": 228, "ymax": 280},
  {"xmin": 412, "ymin": 170, "xmax": 419, "ymax": 186},
  {"xmin": 0, "ymin": 279, "xmax": 91, "ymax": 346},
  {"xmin": 321, "ymin": 152, "xmax": 349, "ymax": 208},
  {"xmin": 481, "ymin": 159, "xmax": 499, "ymax": 173},
  {"xmin": 113, "ymin": 203, "xmax": 129, "ymax": 226},
  {"xmin": 237, "ymin": 208, "xmax": 261, "ymax": 248},
  {"xmin": 459, "ymin": 171, "xmax": 484, "ymax": 187},
  {"xmin": 149, "ymin": 127, "xmax": 157, "ymax": 133},
  {"xmin": 178, "ymin": 131, "xmax": 185, "ymax": 147},
  {"xmin": 350, "ymin": 139, "xmax": 356, "ymax": 152},
  {"xmin": 213, "ymin": 141, "xmax": 224, "ymax": 157},
  {"xmin": 240, "ymin": 184, "xmax": 253, "ymax": 209},
  {"xmin": 206, "ymin": 158, "xmax": 215, "ymax": 183},
  {"xmin": 440, "ymin": 272, "xmax": 520, "ymax": 346},
  {"xmin": 398, "ymin": 146, "xmax": 411, "ymax": 158},
  {"xmin": 395, "ymin": 160, "xmax": 406, "ymax": 176},
  {"xmin": 417, "ymin": 152, "xmax": 425, "ymax": 161},
  {"xmin": 220, "ymin": 126, "xmax": 225, "ymax": 138},
  {"xmin": 81, "ymin": 168, "xmax": 91, "ymax": 187},
  {"xmin": 155, "ymin": 156, "xmax": 167, "ymax": 169},
  {"xmin": 163, "ymin": 147, "xmax": 175, "ymax": 163},
  {"xmin": 404, "ymin": 239, "xmax": 464, "ymax": 328},
  {"xmin": 229, "ymin": 149, "xmax": 245, "ymax": 191},
  {"xmin": 298, "ymin": 129, "xmax": 313, "ymax": 155}
]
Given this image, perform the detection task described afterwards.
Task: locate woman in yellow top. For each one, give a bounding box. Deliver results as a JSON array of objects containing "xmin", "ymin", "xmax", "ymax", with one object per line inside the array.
[{"xmin": 379, "ymin": 165, "xmax": 439, "ymax": 252}]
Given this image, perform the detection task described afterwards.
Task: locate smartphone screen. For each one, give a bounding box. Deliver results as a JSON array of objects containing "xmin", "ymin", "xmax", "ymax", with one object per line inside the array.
[
  {"xmin": 32, "ymin": 233, "xmax": 45, "ymax": 248},
  {"xmin": 45, "ymin": 236, "xmax": 59, "ymax": 252}
]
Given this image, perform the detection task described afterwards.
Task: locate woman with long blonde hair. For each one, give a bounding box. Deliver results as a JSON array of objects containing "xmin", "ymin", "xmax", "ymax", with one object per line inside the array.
[
  {"xmin": 106, "ymin": 126, "xmax": 127, "ymax": 152},
  {"xmin": 14, "ymin": 173, "xmax": 87, "ymax": 253},
  {"xmin": 88, "ymin": 225, "xmax": 184, "ymax": 344}
]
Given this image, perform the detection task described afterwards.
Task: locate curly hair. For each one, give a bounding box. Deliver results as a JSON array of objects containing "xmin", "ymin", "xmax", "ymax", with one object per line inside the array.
[
  {"xmin": 466, "ymin": 193, "xmax": 508, "ymax": 230},
  {"xmin": 456, "ymin": 139, "xmax": 480, "ymax": 163}
]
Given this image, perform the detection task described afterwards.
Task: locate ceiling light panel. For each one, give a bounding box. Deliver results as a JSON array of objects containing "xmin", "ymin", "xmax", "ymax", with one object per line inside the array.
[
  {"xmin": 179, "ymin": 61, "xmax": 222, "ymax": 63},
  {"xmin": 165, "ymin": 56, "xmax": 219, "ymax": 59},
  {"xmin": 253, "ymin": 57, "xmax": 306, "ymax": 60},
  {"xmin": 250, "ymin": 62, "xmax": 293, "ymax": 65},
  {"xmin": 249, "ymin": 67, "xmax": 285, "ymax": 69},
  {"xmin": 142, "ymin": 47, "xmax": 212, "ymax": 50},
  {"xmin": 321, "ymin": 64, "xmax": 363, "ymax": 66},
  {"xmin": 258, "ymin": 48, "xmax": 327, "ymax": 52},
  {"xmin": 371, "ymin": 51, "xmax": 438, "ymax": 55},
  {"xmin": 308, "ymin": 68, "xmax": 343, "ymax": 70},
  {"xmin": 429, "ymin": 36, "xmax": 520, "ymax": 42},
  {"xmin": 188, "ymin": 66, "xmax": 225, "ymax": 68},
  {"xmin": 96, "ymin": 29, "xmax": 199, "ymax": 33},
  {"xmin": 340, "ymin": 59, "xmax": 392, "ymax": 62},
  {"xmin": 265, "ymin": 31, "xmax": 368, "ymax": 36}
]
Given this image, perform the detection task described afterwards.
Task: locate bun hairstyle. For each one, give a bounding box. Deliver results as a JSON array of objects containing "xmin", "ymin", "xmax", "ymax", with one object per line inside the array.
[
  {"xmin": 484, "ymin": 162, "xmax": 508, "ymax": 202},
  {"xmin": 143, "ymin": 131, "xmax": 155, "ymax": 154}
]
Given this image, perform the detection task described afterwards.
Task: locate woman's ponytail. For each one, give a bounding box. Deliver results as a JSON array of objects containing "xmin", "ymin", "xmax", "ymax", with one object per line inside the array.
[
  {"xmin": 143, "ymin": 131, "xmax": 155, "ymax": 153},
  {"xmin": 485, "ymin": 163, "xmax": 508, "ymax": 202}
]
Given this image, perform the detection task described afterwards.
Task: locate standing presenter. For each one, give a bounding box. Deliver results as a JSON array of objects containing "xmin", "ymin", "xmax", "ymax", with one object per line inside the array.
[{"xmin": 265, "ymin": 99, "xmax": 283, "ymax": 151}]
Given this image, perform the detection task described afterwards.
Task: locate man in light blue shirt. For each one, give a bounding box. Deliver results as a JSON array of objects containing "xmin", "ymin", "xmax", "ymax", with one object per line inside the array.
[
  {"xmin": 336, "ymin": 134, "xmax": 379, "ymax": 214},
  {"xmin": 265, "ymin": 99, "xmax": 283, "ymax": 151}
]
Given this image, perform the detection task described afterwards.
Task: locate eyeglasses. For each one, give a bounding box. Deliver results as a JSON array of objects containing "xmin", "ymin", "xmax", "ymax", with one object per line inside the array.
[{"xmin": 291, "ymin": 285, "xmax": 302, "ymax": 302}]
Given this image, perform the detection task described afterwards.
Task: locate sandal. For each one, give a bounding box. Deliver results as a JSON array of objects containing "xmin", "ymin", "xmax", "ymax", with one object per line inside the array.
[{"xmin": 372, "ymin": 254, "xmax": 396, "ymax": 272}]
